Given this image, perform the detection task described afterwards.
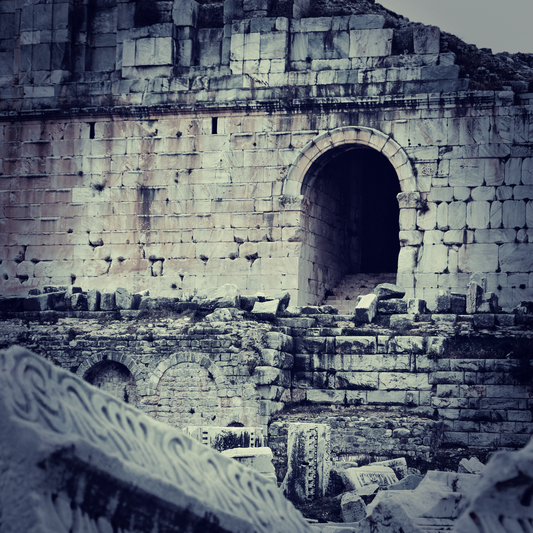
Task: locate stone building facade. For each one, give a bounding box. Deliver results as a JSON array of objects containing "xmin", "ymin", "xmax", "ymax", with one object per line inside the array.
[{"xmin": 1, "ymin": 0, "xmax": 533, "ymax": 309}]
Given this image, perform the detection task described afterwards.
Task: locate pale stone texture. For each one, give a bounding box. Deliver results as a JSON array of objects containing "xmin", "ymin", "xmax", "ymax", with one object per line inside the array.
[{"xmin": 281, "ymin": 423, "xmax": 331, "ymax": 503}]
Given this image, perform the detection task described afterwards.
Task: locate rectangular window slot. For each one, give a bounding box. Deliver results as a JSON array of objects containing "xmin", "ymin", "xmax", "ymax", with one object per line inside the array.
[
  {"xmin": 211, "ymin": 117, "xmax": 218, "ymax": 135},
  {"xmin": 89, "ymin": 122, "xmax": 95, "ymax": 139}
]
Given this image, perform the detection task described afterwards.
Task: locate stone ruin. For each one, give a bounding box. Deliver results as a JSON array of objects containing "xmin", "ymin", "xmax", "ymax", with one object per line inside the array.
[
  {"xmin": 4, "ymin": 343, "xmax": 533, "ymax": 532},
  {"xmin": 0, "ymin": 0, "xmax": 532, "ymax": 311},
  {"xmin": 0, "ymin": 344, "xmax": 312, "ymax": 533},
  {"xmin": 1, "ymin": 0, "xmax": 533, "ymax": 528}
]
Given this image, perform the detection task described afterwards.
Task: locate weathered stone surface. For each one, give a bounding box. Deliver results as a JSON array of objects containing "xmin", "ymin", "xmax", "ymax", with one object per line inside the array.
[
  {"xmin": 454, "ymin": 440, "xmax": 533, "ymax": 532},
  {"xmin": 251, "ymin": 299, "xmax": 280, "ymax": 319},
  {"xmin": 354, "ymin": 294, "xmax": 378, "ymax": 323},
  {"xmin": 372, "ymin": 284, "xmax": 405, "ymax": 301},
  {"xmin": 0, "ymin": 346, "xmax": 313, "ymax": 533},
  {"xmin": 87, "ymin": 288, "xmax": 101, "ymax": 311},
  {"xmin": 115, "ymin": 287, "xmax": 133, "ymax": 309},
  {"xmin": 342, "ymin": 465, "xmax": 398, "ymax": 491},
  {"xmin": 340, "ymin": 492, "xmax": 367, "ymax": 523},
  {"xmin": 193, "ymin": 283, "xmax": 241, "ymax": 310},
  {"xmin": 282, "ymin": 423, "xmax": 331, "ymax": 503},
  {"xmin": 69, "ymin": 293, "xmax": 88, "ymax": 311},
  {"xmin": 221, "ymin": 446, "xmax": 277, "ymax": 484},
  {"xmin": 466, "ymin": 281, "xmax": 483, "ymax": 314},
  {"xmin": 458, "ymin": 457, "xmax": 485, "ymax": 475},
  {"xmin": 386, "ymin": 474, "xmax": 424, "ymax": 491},
  {"xmin": 100, "ymin": 291, "xmax": 116, "ymax": 311}
]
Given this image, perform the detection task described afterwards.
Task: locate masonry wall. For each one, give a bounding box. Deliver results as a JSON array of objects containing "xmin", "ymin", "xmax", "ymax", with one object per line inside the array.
[
  {"xmin": 1, "ymin": 1, "xmax": 533, "ymax": 309},
  {"xmin": 1, "ymin": 313, "xmax": 532, "ymax": 456}
]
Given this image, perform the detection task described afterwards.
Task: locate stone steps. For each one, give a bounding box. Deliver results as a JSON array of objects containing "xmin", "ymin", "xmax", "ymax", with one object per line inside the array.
[{"xmin": 325, "ymin": 273, "xmax": 397, "ymax": 314}]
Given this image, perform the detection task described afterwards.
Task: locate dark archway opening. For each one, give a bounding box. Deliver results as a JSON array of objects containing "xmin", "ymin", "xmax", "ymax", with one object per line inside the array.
[
  {"xmin": 302, "ymin": 146, "xmax": 400, "ymax": 301},
  {"xmin": 84, "ymin": 360, "xmax": 138, "ymax": 405}
]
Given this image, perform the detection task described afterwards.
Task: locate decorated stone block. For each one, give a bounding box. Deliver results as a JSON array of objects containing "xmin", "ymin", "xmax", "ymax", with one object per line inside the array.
[
  {"xmin": 0, "ymin": 346, "xmax": 312, "ymax": 533},
  {"xmin": 282, "ymin": 423, "xmax": 331, "ymax": 503}
]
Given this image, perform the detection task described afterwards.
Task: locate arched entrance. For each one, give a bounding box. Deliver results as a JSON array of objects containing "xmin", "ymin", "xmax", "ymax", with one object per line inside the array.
[
  {"xmin": 282, "ymin": 127, "xmax": 415, "ymax": 305},
  {"xmin": 83, "ymin": 360, "xmax": 139, "ymax": 406}
]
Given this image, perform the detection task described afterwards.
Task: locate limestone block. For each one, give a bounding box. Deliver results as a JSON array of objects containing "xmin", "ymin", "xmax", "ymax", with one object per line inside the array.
[
  {"xmin": 449, "ymin": 159, "xmax": 484, "ymax": 187},
  {"xmin": 397, "ymin": 247, "xmax": 418, "ymax": 274},
  {"xmin": 193, "ymin": 283, "xmax": 240, "ymax": 310},
  {"xmin": 122, "ymin": 39, "xmax": 136, "ymax": 67},
  {"xmin": 397, "ymin": 192, "xmax": 421, "ymax": 208},
  {"xmin": 349, "ymin": 14, "xmax": 385, "ymax": 29},
  {"xmin": 379, "ymin": 372, "xmax": 431, "ymax": 391},
  {"xmin": 437, "ymin": 202, "xmax": 448, "ymax": 230},
  {"xmin": 416, "ymin": 202, "xmax": 437, "ymax": 230},
  {"xmin": 173, "ymin": 0, "xmax": 198, "ymax": 27},
  {"xmin": 502, "ymin": 200, "xmax": 526, "ymax": 228},
  {"xmin": 450, "ymin": 293, "xmax": 466, "ymax": 314},
  {"xmin": 413, "ymin": 25, "xmax": 440, "ymax": 54},
  {"xmin": 252, "ymin": 299, "xmax": 280, "ymax": 319},
  {"xmin": 221, "ymin": 447, "xmax": 276, "ymax": 484},
  {"xmin": 100, "ymin": 291, "xmax": 116, "ymax": 310},
  {"xmin": 260, "ymin": 31, "xmax": 287, "ymax": 60},
  {"xmin": 499, "ymin": 244, "xmax": 533, "ymax": 272},
  {"xmin": 522, "ymin": 157, "xmax": 533, "ymax": 185},
  {"xmin": 354, "ymin": 293, "xmax": 378, "ymax": 323},
  {"xmin": 341, "ymin": 492, "xmax": 367, "ymax": 522},
  {"xmin": 399, "ymin": 209, "xmax": 417, "ymax": 231},
  {"xmin": 349, "ymin": 29, "xmax": 393, "ymax": 57},
  {"xmin": 389, "ymin": 314, "xmax": 416, "ymax": 331},
  {"xmin": 466, "ymin": 281, "xmax": 483, "ymax": 314},
  {"xmin": 253, "ymin": 367, "xmax": 290, "ymax": 387},
  {"xmin": 335, "ymin": 372, "xmax": 379, "ymax": 390},
  {"xmin": 69, "ymin": 293, "xmax": 88, "ymax": 311},
  {"xmin": 505, "ymin": 157, "xmax": 522, "ymax": 185},
  {"xmin": 458, "ymin": 244, "xmax": 499, "ymax": 274},
  {"xmin": 416, "ymin": 244, "xmax": 448, "ymax": 274},
  {"xmin": 466, "ymin": 201, "xmax": 490, "ymax": 229},
  {"xmin": 87, "ymin": 288, "xmax": 101, "ymax": 311},
  {"xmin": 115, "ymin": 286, "xmax": 134, "ymax": 309},
  {"xmin": 281, "ymin": 423, "xmax": 331, "ymax": 503},
  {"xmin": 489, "ymin": 201, "xmax": 502, "ymax": 228},
  {"xmin": 386, "ymin": 474, "xmax": 424, "ymax": 491}
]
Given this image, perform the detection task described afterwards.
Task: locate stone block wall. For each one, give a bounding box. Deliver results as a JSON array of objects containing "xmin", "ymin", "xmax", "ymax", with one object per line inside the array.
[
  {"xmin": 1, "ymin": 1, "xmax": 533, "ymax": 309},
  {"xmin": 1, "ymin": 308, "xmax": 532, "ymax": 459}
]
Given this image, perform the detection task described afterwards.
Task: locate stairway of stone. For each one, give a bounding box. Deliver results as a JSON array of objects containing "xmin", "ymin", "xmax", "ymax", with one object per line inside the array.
[{"xmin": 324, "ymin": 273, "xmax": 397, "ymax": 314}]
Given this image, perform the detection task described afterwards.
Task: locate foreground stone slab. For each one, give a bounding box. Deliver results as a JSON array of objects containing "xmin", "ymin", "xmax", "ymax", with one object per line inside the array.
[
  {"xmin": 454, "ymin": 439, "xmax": 533, "ymax": 532},
  {"xmin": 0, "ymin": 346, "xmax": 312, "ymax": 533}
]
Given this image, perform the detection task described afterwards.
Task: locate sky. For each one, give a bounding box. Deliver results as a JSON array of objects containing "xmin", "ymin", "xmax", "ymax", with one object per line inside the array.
[{"xmin": 376, "ymin": 0, "xmax": 533, "ymax": 54}]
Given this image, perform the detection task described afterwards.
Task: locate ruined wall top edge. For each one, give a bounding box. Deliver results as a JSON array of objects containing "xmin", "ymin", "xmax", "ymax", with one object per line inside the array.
[{"xmin": 0, "ymin": 0, "xmax": 510, "ymax": 114}]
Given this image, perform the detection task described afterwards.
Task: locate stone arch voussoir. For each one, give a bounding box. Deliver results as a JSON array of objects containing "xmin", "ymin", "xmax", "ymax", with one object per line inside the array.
[
  {"xmin": 77, "ymin": 353, "xmax": 141, "ymax": 381},
  {"xmin": 148, "ymin": 352, "xmax": 226, "ymax": 390},
  {"xmin": 282, "ymin": 126, "xmax": 416, "ymax": 196}
]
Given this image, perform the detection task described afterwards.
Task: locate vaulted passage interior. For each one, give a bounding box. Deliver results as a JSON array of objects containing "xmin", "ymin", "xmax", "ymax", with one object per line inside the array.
[
  {"xmin": 301, "ymin": 146, "xmax": 401, "ymax": 303},
  {"xmin": 84, "ymin": 360, "xmax": 139, "ymax": 405}
]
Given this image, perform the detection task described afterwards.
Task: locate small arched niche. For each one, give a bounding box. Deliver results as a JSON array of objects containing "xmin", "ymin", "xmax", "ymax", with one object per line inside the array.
[{"xmin": 83, "ymin": 360, "xmax": 139, "ymax": 406}]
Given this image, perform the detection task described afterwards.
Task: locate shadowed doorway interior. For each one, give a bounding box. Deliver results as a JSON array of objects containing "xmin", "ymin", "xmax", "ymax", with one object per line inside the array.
[{"xmin": 301, "ymin": 146, "xmax": 401, "ymax": 303}]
